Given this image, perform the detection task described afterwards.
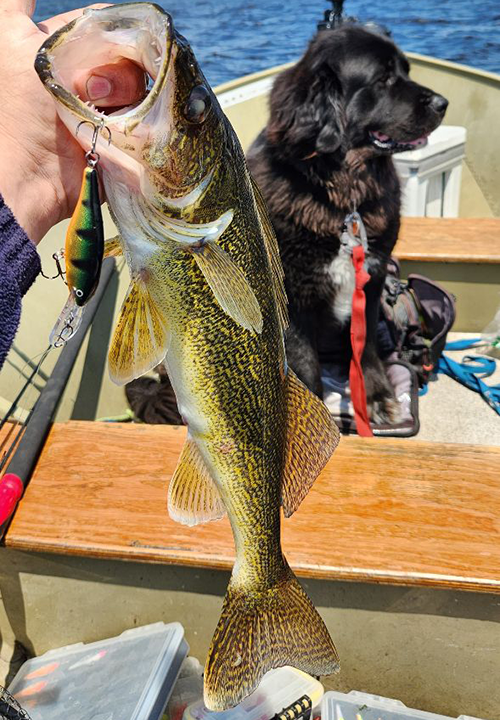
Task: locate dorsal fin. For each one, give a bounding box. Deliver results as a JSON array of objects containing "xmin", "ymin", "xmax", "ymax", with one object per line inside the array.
[
  {"xmin": 250, "ymin": 174, "xmax": 288, "ymax": 334},
  {"xmin": 282, "ymin": 369, "xmax": 340, "ymax": 517}
]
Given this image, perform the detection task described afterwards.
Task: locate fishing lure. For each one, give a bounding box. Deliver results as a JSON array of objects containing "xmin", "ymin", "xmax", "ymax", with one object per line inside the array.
[{"xmin": 49, "ymin": 121, "xmax": 107, "ymax": 347}]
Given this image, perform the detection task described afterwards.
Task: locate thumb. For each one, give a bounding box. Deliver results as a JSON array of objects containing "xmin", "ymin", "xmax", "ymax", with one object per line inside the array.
[{"xmin": 75, "ymin": 61, "xmax": 147, "ymax": 109}]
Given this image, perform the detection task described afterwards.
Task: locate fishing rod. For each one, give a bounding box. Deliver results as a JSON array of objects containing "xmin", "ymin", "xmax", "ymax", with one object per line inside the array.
[{"xmin": 0, "ymin": 257, "xmax": 116, "ymax": 539}]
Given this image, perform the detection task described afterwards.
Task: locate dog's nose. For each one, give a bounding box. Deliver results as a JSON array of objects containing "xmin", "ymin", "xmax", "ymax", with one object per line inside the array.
[{"xmin": 428, "ymin": 93, "xmax": 449, "ymax": 114}]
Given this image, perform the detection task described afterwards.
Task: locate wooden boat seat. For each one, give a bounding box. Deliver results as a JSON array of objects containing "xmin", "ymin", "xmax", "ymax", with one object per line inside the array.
[
  {"xmin": 5, "ymin": 421, "xmax": 500, "ymax": 593},
  {"xmin": 395, "ymin": 217, "xmax": 500, "ymax": 263}
]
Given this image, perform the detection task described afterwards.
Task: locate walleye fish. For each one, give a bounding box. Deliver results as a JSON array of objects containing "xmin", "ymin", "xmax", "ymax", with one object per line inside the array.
[{"xmin": 36, "ymin": 3, "xmax": 340, "ymax": 709}]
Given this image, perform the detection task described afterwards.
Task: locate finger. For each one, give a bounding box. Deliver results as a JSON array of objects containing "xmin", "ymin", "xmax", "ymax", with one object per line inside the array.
[
  {"xmin": 75, "ymin": 61, "xmax": 147, "ymax": 108},
  {"xmin": 37, "ymin": 4, "xmax": 109, "ymax": 35},
  {"xmin": 0, "ymin": 0, "xmax": 36, "ymax": 16}
]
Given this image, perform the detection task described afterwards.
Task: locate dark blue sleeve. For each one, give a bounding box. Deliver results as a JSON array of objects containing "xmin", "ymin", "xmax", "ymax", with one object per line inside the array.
[{"xmin": 0, "ymin": 195, "xmax": 41, "ymax": 370}]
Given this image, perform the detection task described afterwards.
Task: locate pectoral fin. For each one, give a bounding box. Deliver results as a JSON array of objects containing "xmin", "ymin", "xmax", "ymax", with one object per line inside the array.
[
  {"xmin": 108, "ymin": 278, "xmax": 169, "ymax": 385},
  {"xmin": 282, "ymin": 369, "xmax": 340, "ymax": 517},
  {"xmin": 104, "ymin": 235, "xmax": 123, "ymax": 258},
  {"xmin": 189, "ymin": 241, "xmax": 263, "ymax": 334},
  {"xmin": 168, "ymin": 436, "xmax": 226, "ymax": 526}
]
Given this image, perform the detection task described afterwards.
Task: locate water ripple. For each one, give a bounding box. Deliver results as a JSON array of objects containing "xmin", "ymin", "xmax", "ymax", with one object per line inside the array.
[{"xmin": 33, "ymin": 0, "xmax": 500, "ymax": 86}]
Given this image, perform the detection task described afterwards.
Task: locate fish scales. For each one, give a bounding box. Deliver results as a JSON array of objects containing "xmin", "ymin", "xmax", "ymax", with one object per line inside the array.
[{"xmin": 35, "ymin": 2, "xmax": 341, "ymax": 710}]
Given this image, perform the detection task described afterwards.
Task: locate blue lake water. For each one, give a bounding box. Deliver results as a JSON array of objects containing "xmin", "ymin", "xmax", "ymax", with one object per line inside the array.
[{"xmin": 33, "ymin": 0, "xmax": 500, "ymax": 86}]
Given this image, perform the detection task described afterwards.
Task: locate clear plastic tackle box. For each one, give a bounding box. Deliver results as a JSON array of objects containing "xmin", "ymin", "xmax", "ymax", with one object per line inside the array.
[
  {"xmin": 321, "ymin": 690, "xmax": 483, "ymax": 720},
  {"xmin": 183, "ymin": 667, "xmax": 324, "ymax": 720},
  {"xmin": 9, "ymin": 622, "xmax": 189, "ymax": 720}
]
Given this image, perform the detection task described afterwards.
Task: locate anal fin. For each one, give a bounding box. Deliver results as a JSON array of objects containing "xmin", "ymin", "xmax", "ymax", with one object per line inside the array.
[
  {"xmin": 108, "ymin": 278, "xmax": 169, "ymax": 385},
  {"xmin": 168, "ymin": 436, "xmax": 226, "ymax": 526},
  {"xmin": 283, "ymin": 369, "xmax": 340, "ymax": 517}
]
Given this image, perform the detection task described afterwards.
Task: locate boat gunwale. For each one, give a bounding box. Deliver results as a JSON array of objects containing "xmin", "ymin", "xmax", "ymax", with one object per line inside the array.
[{"xmin": 214, "ymin": 52, "xmax": 500, "ymax": 95}]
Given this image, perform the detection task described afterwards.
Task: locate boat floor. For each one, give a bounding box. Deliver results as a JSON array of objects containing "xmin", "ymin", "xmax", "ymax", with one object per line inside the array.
[{"xmin": 416, "ymin": 332, "xmax": 500, "ymax": 446}]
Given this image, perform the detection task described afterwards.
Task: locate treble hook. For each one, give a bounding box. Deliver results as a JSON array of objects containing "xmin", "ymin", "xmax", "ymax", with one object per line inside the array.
[
  {"xmin": 76, "ymin": 118, "xmax": 112, "ymax": 167},
  {"xmin": 41, "ymin": 251, "xmax": 66, "ymax": 281}
]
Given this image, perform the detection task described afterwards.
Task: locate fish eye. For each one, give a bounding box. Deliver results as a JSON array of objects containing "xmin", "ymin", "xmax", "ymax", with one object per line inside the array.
[{"xmin": 184, "ymin": 85, "xmax": 211, "ymax": 124}]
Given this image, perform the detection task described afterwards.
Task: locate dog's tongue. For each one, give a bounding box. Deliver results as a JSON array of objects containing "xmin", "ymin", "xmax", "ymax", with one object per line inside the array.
[
  {"xmin": 404, "ymin": 135, "xmax": 429, "ymax": 147},
  {"xmin": 372, "ymin": 131, "xmax": 391, "ymax": 142},
  {"xmin": 372, "ymin": 130, "xmax": 429, "ymax": 147}
]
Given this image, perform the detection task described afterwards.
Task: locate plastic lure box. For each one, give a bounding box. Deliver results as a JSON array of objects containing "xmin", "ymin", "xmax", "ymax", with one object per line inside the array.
[
  {"xmin": 9, "ymin": 622, "xmax": 189, "ymax": 720},
  {"xmin": 183, "ymin": 666, "xmax": 324, "ymax": 720},
  {"xmin": 321, "ymin": 690, "xmax": 483, "ymax": 720}
]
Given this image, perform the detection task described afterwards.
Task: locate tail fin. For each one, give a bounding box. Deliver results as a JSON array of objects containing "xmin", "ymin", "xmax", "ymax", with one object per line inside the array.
[{"xmin": 204, "ymin": 566, "xmax": 339, "ymax": 711}]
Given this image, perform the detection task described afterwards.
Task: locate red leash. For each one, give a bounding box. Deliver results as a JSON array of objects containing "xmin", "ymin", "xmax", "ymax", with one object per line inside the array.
[
  {"xmin": 349, "ymin": 244, "xmax": 373, "ymax": 436},
  {"xmin": 343, "ymin": 213, "xmax": 373, "ymax": 437}
]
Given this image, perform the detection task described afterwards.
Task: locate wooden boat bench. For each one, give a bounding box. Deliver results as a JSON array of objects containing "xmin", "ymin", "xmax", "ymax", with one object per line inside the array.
[
  {"xmin": 393, "ymin": 217, "xmax": 500, "ymax": 332},
  {"xmin": 4, "ymin": 421, "xmax": 500, "ymax": 594},
  {"xmin": 395, "ymin": 217, "xmax": 500, "ymax": 264}
]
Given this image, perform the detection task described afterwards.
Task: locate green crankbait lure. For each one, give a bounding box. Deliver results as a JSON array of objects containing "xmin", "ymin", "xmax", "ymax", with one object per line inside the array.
[
  {"xmin": 49, "ymin": 123, "xmax": 106, "ymax": 347},
  {"xmin": 65, "ymin": 165, "xmax": 104, "ymax": 306}
]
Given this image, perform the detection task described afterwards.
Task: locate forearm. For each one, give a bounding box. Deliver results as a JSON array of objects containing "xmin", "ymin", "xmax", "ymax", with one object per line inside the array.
[{"xmin": 0, "ymin": 194, "xmax": 41, "ymax": 369}]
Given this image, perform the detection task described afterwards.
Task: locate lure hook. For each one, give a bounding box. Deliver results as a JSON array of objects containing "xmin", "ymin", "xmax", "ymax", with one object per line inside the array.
[
  {"xmin": 76, "ymin": 119, "xmax": 112, "ymax": 167},
  {"xmin": 41, "ymin": 251, "xmax": 66, "ymax": 282}
]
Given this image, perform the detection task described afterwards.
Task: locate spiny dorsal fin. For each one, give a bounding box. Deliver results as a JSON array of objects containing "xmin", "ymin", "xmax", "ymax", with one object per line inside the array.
[
  {"xmin": 282, "ymin": 369, "xmax": 340, "ymax": 517},
  {"xmin": 168, "ymin": 436, "xmax": 226, "ymax": 526},
  {"xmin": 108, "ymin": 278, "xmax": 169, "ymax": 385},
  {"xmin": 250, "ymin": 175, "xmax": 288, "ymax": 333},
  {"xmin": 188, "ymin": 241, "xmax": 263, "ymax": 334},
  {"xmin": 104, "ymin": 235, "xmax": 123, "ymax": 258}
]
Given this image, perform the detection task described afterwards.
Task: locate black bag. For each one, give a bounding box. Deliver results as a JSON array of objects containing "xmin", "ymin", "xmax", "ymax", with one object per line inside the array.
[
  {"xmin": 321, "ymin": 258, "xmax": 456, "ymax": 437},
  {"xmin": 381, "ymin": 258, "xmax": 456, "ymax": 388}
]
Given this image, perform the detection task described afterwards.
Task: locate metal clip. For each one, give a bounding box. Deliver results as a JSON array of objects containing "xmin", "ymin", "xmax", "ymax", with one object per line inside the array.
[
  {"xmin": 340, "ymin": 211, "xmax": 368, "ymax": 255},
  {"xmin": 76, "ymin": 118, "xmax": 112, "ymax": 168}
]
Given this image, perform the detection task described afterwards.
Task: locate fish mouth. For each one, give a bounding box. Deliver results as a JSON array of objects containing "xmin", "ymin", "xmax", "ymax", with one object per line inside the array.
[
  {"xmin": 368, "ymin": 129, "xmax": 429, "ymax": 153},
  {"xmin": 35, "ymin": 3, "xmax": 173, "ymax": 133}
]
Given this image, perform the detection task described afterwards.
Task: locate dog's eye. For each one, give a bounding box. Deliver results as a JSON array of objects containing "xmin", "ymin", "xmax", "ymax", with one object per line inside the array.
[{"xmin": 184, "ymin": 85, "xmax": 211, "ymax": 124}]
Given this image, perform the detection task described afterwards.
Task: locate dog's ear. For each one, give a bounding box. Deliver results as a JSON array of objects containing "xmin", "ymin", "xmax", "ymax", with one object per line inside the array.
[{"xmin": 266, "ymin": 59, "xmax": 344, "ymax": 159}]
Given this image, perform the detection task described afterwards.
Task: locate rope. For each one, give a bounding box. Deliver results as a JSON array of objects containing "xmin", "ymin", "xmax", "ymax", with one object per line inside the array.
[{"xmin": 436, "ymin": 339, "xmax": 500, "ymax": 416}]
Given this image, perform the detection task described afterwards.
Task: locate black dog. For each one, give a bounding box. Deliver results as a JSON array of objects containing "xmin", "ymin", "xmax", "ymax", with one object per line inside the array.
[{"xmin": 247, "ymin": 23, "xmax": 447, "ymax": 423}]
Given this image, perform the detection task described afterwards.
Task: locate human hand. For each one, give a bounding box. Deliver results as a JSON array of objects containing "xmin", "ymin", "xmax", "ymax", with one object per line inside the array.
[{"xmin": 0, "ymin": 0, "xmax": 146, "ymax": 244}]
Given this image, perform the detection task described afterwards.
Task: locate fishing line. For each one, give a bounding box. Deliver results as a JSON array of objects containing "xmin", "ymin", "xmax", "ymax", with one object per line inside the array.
[
  {"xmin": 0, "ymin": 345, "xmax": 53, "ymax": 468},
  {"xmin": 0, "ymin": 346, "xmax": 52, "ymax": 431}
]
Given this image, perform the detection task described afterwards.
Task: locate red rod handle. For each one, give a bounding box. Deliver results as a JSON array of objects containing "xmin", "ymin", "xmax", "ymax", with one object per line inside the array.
[{"xmin": 0, "ymin": 473, "xmax": 23, "ymax": 525}]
